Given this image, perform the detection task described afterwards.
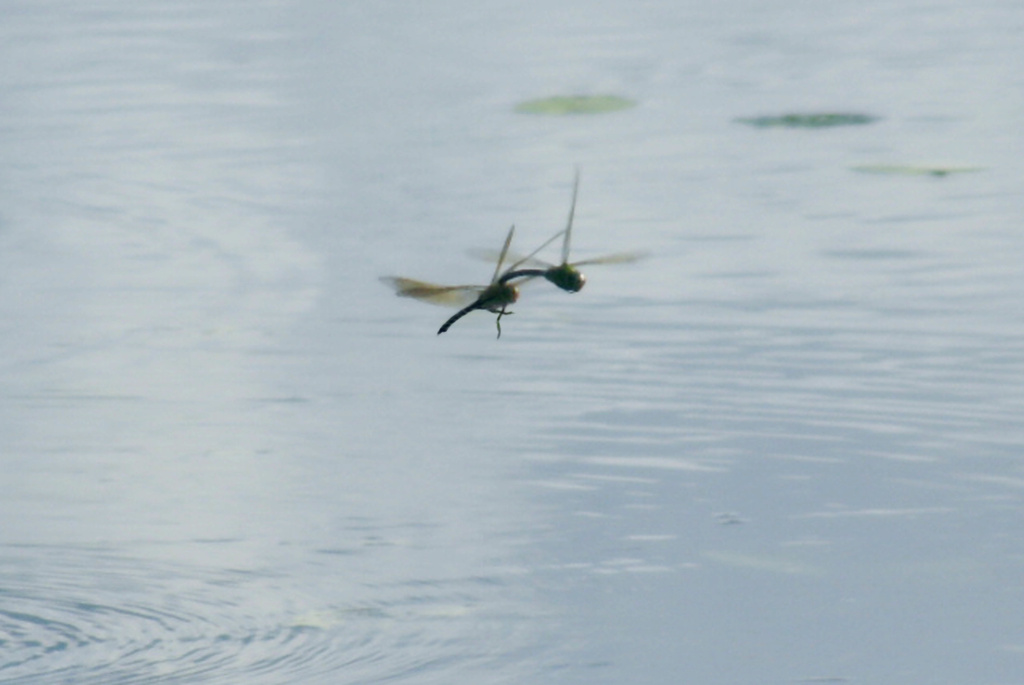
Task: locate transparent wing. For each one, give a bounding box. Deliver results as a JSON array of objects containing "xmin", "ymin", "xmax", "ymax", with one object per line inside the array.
[
  {"xmin": 469, "ymin": 171, "xmax": 578, "ymax": 272},
  {"xmin": 476, "ymin": 246, "xmax": 648, "ymax": 270},
  {"xmin": 491, "ymin": 225, "xmax": 516, "ymax": 284},
  {"xmin": 562, "ymin": 168, "xmax": 579, "ymax": 265},
  {"xmin": 380, "ymin": 276, "xmax": 484, "ymax": 308},
  {"xmin": 473, "ymin": 244, "xmax": 646, "ymax": 270},
  {"xmin": 505, "ymin": 169, "xmax": 576, "ymax": 269},
  {"xmin": 469, "ymin": 244, "xmax": 557, "ymax": 270},
  {"xmin": 569, "ymin": 250, "xmax": 650, "ymax": 267},
  {"xmin": 510, "ymin": 227, "xmax": 566, "ymax": 271}
]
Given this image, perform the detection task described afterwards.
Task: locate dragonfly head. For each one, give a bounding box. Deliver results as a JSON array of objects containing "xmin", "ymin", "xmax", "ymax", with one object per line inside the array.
[{"xmin": 546, "ymin": 265, "xmax": 586, "ymax": 293}]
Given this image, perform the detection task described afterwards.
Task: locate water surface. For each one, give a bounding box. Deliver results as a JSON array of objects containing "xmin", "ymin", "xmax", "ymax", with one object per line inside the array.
[{"xmin": 2, "ymin": 0, "xmax": 1023, "ymax": 683}]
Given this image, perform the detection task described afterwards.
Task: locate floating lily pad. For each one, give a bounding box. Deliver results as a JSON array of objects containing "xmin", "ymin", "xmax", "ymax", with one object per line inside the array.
[
  {"xmin": 515, "ymin": 95, "xmax": 636, "ymax": 115},
  {"xmin": 737, "ymin": 112, "xmax": 879, "ymax": 128},
  {"xmin": 851, "ymin": 164, "xmax": 983, "ymax": 178}
]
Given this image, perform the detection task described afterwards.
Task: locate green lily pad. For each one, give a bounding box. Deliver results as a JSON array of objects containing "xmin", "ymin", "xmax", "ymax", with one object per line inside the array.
[
  {"xmin": 515, "ymin": 95, "xmax": 636, "ymax": 115},
  {"xmin": 851, "ymin": 164, "xmax": 983, "ymax": 178},
  {"xmin": 737, "ymin": 112, "xmax": 879, "ymax": 128}
]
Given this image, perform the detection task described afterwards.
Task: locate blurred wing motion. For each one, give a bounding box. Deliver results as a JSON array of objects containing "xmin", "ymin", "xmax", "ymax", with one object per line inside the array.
[
  {"xmin": 381, "ymin": 225, "xmax": 525, "ymax": 338},
  {"xmin": 474, "ymin": 246, "xmax": 648, "ymax": 270},
  {"xmin": 490, "ymin": 222, "xmax": 515, "ymax": 284},
  {"xmin": 567, "ymin": 251, "xmax": 649, "ymax": 267},
  {"xmin": 560, "ymin": 169, "xmax": 579, "ymax": 264},
  {"xmin": 474, "ymin": 170, "xmax": 646, "ymax": 294},
  {"xmin": 379, "ymin": 277, "xmax": 484, "ymax": 308}
]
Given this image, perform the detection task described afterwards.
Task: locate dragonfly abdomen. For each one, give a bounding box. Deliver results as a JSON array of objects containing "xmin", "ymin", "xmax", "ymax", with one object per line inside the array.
[{"xmin": 437, "ymin": 283, "xmax": 519, "ymax": 335}]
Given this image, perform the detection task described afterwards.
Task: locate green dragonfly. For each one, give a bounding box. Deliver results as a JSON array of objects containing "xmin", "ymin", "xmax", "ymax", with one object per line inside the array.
[
  {"xmin": 479, "ymin": 171, "xmax": 646, "ymax": 293},
  {"xmin": 381, "ymin": 225, "xmax": 533, "ymax": 338}
]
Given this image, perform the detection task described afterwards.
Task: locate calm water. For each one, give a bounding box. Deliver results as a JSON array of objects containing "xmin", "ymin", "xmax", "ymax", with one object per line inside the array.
[{"xmin": 2, "ymin": 0, "xmax": 1023, "ymax": 683}]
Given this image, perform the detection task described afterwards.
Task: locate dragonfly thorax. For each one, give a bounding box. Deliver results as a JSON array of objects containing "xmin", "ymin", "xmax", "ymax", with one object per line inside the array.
[
  {"xmin": 546, "ymin": 265, "xmax": 586, "ymax": 293},
  {"xmin": 482, "ymin": 283, "xmax": 519, "ymax": 312}
]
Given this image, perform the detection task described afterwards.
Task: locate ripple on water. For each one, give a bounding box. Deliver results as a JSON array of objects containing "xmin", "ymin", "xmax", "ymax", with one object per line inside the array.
[
  {"xmin": 0, "ymin": 546, "xmax": 320, "ymax": 683},
  {"xmin": 0, "ymin": 544, "xmax": 545, "ymax": 684}
]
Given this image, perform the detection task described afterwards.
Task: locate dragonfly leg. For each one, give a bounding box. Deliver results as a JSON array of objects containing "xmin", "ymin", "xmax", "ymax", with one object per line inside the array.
[{"xmin": 494, "ymin": 305, "xmax": 513, "ymax": 339}]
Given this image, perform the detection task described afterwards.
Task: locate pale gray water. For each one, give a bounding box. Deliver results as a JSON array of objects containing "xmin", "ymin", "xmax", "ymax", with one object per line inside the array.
[{"xmin": 2, "ymin": 0, "xmax": 1023, "ymax": 683}]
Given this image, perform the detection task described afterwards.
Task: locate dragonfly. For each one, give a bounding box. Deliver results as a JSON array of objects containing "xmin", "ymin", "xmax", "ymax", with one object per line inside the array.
[
  {"xmin": 480, "ymin": 171, "xmax": 646, "ymax": 293},
  {"xmin": 380, "ymin": 225, "xmax": 534, "ymax": 338}
]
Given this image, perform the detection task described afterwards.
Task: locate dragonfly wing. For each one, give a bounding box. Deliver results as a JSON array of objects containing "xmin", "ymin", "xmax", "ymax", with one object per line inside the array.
[
  {"xmin": 474, "ymin": 171, "xmax": 577, "ymax": 272},
  {"xmin": 562, "ymin": 169, "xmax": 579, "ymax": 265},
  {"xmin": 468, "ymin": 246, "xmax": 518, "ymax": 264},
  {"xmin": 470, "ymin": 237, "xmax": 560, "ymax": 271},
  {"xmin": 570, "ymin": 250, "xmax": 649, "ymax": 267},
  {"xmin": 380, "ymin": 277, "xmax": 484, "ymax": 308},
  {"xmin": 491, "ymin": 225, "xmax": 516, "ymax": 284},
  {"xmin": 508, "ymin": 228, "xmax": 565, "ymax": 271}
]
